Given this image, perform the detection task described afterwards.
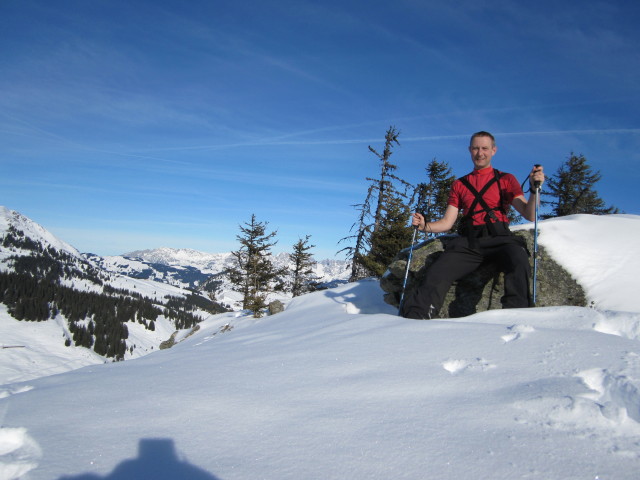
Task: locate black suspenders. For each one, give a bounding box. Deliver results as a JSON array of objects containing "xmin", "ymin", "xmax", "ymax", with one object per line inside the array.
[{"xmin": 458, "ymin": 169, "xmax": 508, "ymax": 243}]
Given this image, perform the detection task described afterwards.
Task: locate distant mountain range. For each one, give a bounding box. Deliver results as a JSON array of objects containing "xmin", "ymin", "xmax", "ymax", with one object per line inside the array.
[
  {"xmin": 87, "ymin": 243, "xmax": 350, "ymax": 310},
  {"xmin": 125, "ymin": 247, "xmax": 351, "ymax": 281}
]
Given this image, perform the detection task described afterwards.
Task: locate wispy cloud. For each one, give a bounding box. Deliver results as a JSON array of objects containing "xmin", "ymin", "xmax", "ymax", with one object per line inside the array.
[
  {"xmin": 122, "ymin": 126, "xmax": 640, "ymax": 154},
  {"xmin": 403, "ymin": 128, "xmax": 640, "ymax": 143}
]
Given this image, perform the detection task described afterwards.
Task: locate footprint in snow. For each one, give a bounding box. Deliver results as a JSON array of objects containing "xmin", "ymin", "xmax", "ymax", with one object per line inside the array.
[
  {"xmin": 0, "ymin": 385, "xmax": 34, "ymax": 400},
  {"xmin": 577, "ymin": 368, "xmax": 640, "ymax": 425},
  {"xmin": 442, "ymin": 357, "xmax": 496, "ymax": 374},
  {"xmin": 343, "ymin": 302, "xmax": 360, "ymax": 314},
  {"xmin": 501, "ymin": 324, "xmax": 535, "ymax": 343},
  {"xmin": 0, "ymin": 427, "xmax": 41, "ymax": 479}
]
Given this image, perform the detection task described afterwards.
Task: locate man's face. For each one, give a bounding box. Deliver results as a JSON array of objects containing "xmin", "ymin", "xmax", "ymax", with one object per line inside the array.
[{"xmin": 468, "ymin": 136, "xmax": 497, "ymax": 170}]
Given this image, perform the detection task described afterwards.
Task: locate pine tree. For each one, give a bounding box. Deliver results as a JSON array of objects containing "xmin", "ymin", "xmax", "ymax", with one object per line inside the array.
[
  {"xmin": 228, "ymin": 214, "xmax": 284, "ymax": 317},
  {"xmin": 338, "ymin": 187, "xmax": 374, "ymax": 281},
  {"xmin": 360, "ymin": 192, "xmax": 413, "ymax": 278},
  {"xmin": 289, "ymin": 235, "xmax": 319, "ymax": 297},
  {"xmin": 543, "ymin": 153, "xmax": 619, "ymax": 218},
  {"xmin": 412, "ymin": 158, "xmax": 456, "ymax": 234},
  {"xmin": 339, "ymin": 126, "xmax": 411, "ymax": 280}
]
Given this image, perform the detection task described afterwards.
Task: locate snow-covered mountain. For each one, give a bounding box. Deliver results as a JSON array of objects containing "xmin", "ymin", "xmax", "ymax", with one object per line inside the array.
[
  {"xmin": 0, "ymin": 206, "xmax": 224, "ymax": 373},
  {"xmin": 2, "ymin": 214, "xmax": 640, "ymax": 479},
  {"xmin": 0, "ymin": 206, "xmax": 81, "ymax": 261},
  {"xmin": 124, "ymin": 247, "xmax": 234, "ymax": 273},
  {"xmin": 114, "ymin": 248, "xmax": 350, "ymax": 286},
  {"xmin": 89, "ymin": 246, "xmax": 350, "ymax": 310},
  {"xmin": 85, "ymin": 252, "xmax": 218, "ymax": 290}
]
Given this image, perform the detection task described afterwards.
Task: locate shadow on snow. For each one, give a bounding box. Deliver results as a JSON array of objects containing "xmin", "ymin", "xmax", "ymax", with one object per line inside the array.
[{"xmin": 58, "ymin": 438, "xmax": 221, "ymax": 480}]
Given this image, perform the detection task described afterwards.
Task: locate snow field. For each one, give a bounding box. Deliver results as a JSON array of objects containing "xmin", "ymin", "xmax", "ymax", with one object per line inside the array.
[{"xmin": 1, "ymin": 215, "xmax": 640, "ymax": 479}]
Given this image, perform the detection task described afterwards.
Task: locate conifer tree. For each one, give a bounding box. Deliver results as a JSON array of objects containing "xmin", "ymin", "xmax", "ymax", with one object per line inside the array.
[
  {"xmin": 367, "ymin": 126, "xmax": 411, "ymax": 232},
  {"xmin": 339, "ymin": 126, "xmax": 411, "ymax": 280},
  {"xmin": 228, "ymin": 214, "xmax": 283, "ymax": 317},
  {"xmin": 338, "ymin": 187, "xmax": 374, "ymax": 281},
  {"xmin": 288, "ymin": 235, "xmax": 319, "ymax": 297},
  {"xmin": 360, "ymin": 191, "xmax": 412, "ymax": 278},
  {"xmin": 412, "ymin": 158, "xmax": 456, "ymax": 235},
  {"xmin": 543, "ymin": 153, "xmax": 618, "ymax": 218}
]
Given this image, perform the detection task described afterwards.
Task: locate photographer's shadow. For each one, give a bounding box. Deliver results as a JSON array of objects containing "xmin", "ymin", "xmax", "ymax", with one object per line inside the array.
[{"xmin": 59, "ymin": 438, "xmax": 221, "ymax": 480}]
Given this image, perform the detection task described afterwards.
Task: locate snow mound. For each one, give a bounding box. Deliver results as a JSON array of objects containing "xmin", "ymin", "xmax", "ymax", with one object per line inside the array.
[{"xmin": 537, "ymin": 214, "xmax": 640, "ymax": 312}]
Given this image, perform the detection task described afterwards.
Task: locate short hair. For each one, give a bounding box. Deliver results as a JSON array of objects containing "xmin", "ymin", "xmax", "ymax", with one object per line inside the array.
[{"xmin": 470, "ymin": 131, "xmax": 495, "ymax": 147}]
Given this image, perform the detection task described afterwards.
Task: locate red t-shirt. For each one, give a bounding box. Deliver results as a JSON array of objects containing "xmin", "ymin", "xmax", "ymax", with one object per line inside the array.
[{"xmin": 448, "ymin": 167, "xmax": 523, "ymax": 226}]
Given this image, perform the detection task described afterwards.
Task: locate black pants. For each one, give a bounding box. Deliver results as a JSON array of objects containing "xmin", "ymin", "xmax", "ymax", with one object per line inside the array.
[{"xmin": 401, "ymin": 235, "xmax": 531, "ymax": 319}]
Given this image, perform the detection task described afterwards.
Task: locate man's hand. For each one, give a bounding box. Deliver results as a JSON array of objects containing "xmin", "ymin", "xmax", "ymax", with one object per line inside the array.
[
  {"xmin": 530, "ymin": 164, "xmax": 545, "ymax": 190},
  {"xmin": 412, "ymin": 212, "xmax": 426, "ymax": 231}
]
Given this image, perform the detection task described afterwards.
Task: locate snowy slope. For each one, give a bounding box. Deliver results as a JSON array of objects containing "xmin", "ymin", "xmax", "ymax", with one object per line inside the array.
[
  {"xmin": 0, "ymin": 207, "xmax": 81, "ymax": 263},
  {"xmin": 0, "ymin": 207, "xmax": 215, "ymax": 378},
  {"xmin": 2, "ymin": 215, "xmax": 640, "ymax": 480}
]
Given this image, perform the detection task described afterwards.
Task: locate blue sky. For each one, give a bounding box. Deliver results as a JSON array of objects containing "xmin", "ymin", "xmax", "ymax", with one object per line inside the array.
[{"xmin": 2, "ymin": 0, "xmax": 639, "ymax": 259}]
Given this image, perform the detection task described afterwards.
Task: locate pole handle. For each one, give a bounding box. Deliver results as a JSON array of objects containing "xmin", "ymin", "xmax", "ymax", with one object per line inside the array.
[{"xmin": 532, "ymin": 164, "xmax": 542, "ymax": 190}]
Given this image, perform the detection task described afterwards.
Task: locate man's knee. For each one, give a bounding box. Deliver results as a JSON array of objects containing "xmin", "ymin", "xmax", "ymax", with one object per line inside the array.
[{"xmin": 499, "ymin": 244, "xmax": 530, "ymax": 274}]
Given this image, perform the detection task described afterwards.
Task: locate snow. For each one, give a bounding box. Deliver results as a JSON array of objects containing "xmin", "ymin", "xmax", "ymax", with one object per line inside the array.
[
  {"xmin": 0, "ymin": 306, "xmax": 105, "ymax": 385},
  {"xmin": 2, "ymin": 214, "xmax": 640, "ymax": 479},
  {"xmin": 121, "ymin": 247, "xmax": 235, "ymax": 274},
  {"xmin": 531, "ymin": 214, "xmax": 640, "ymax": 312},
  {"xmin": 0, "ymin": 207, "xmax": 80, "ymax": 261}
]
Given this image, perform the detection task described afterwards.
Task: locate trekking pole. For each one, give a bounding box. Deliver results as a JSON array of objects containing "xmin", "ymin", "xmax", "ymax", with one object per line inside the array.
[
  {"xmin": 398, "ymin": 226, "xmax": 418, "ymax": 315},
  {"xmin": 532, "ymin": 165, "xmax": 541, "ymax": 306}
]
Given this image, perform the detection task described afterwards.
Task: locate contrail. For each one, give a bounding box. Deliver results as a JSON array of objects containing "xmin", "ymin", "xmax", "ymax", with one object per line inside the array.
[
  {"xmin": 135, "ymin": 128, "xmax": 640, "ymax": 153},
  {"xmin": 403, "ymin": 128, "xmax": 640, "ymax": 143}
]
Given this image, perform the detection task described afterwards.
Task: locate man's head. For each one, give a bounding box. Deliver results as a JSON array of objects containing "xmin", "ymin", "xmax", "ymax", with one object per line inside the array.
[{"xmin": 469, "ymin": 131, "xmax": 497, "ymax": 170}]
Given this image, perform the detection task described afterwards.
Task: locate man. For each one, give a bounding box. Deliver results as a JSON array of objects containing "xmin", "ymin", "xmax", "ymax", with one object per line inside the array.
[{"xmin": 401, "ymin": 131, "xmax": 545, "ymax": 320}]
